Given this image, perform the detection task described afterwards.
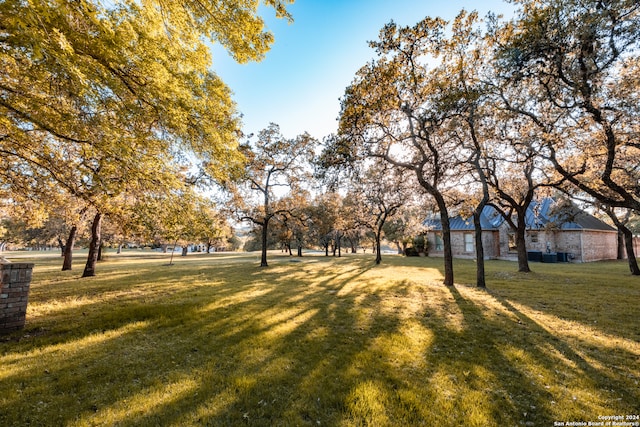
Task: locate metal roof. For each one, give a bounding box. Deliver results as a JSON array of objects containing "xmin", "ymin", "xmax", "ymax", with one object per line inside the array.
[
  {"xmin": 424, "ymin": 198, "xmax": 616, "ymax": 232},
  {"xmin": 424, "ymin": 205, "xmax": 503, "ymax": 231},
  {"xmin": 526, "ymin": 198, "xmax": 616, "ymax": 232}
]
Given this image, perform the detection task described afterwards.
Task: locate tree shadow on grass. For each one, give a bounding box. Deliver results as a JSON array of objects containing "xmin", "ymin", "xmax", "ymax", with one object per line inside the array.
[
  {"xmin": 488, "ymin": 292, "xmax": 639, "ymax": 413},
  {"xmin": 1, "ymin": 256, "xmax": 385, "ymax": 425},
  {"xmin": 442, "ymin": 285, "xmax": 638, "ymax": 423},
  {"xmin": 400, "ymin": 284, "xmax": 559, "ymax": 426},
  {"xmin": 1, "ymin": 255, "xmax": 638, "ymax": 426}
]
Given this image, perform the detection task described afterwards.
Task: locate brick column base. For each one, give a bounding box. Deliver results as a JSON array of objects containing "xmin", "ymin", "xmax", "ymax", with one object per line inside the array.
[{"xmin": 0, "ymin": 263, "xmax": 34, "ymax": 333}]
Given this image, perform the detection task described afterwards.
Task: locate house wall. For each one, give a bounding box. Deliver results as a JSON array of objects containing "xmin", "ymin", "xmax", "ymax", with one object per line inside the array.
[
  {"xmin": 497, "ymin": 223, "xmax": 510, "ymax": 259},
  {"xmin": 427, "ymin": 231, "xmax": 499, "ymax": 260},
  {"xmin": 450, "ymin": 231, "xmax": 469, "ymax": 258},
  {"xmin": 535, "ymin": 229, "xmax": 616, "ymax": 262},
  {"xmin": 425, "ymin": 232, "xmax": 437, "ymax": 255},
  {"xmin": 427, "ymin": 228, "xmax": 618, "ymax": 263},
  {"xmin": 497, "ymin": 228, "xmax": 617, "ymax": 262},
  {"xmin": 527, "ymin": 230, "xmax": 578, "ymax": 257},
  {"xmin": 484, "ymin": 231, "xmax": 499, "ymax": 259},
  {"xmin": 577, "ymin": 230, "xmax": 618, "ymax": 262}
]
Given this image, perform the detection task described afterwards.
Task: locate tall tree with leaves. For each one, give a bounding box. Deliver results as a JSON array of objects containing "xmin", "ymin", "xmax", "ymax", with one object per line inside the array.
[
  {"xmin": 1, "ymin": 0, "xmax": 293, "ymax": 275},
  {"xmin": 484, "ymin": 113, "xmax": 551, "ymax": 273},
  {"xmin": 307, "ymin": 192, "xmax": 343, "ymax": 257},
  {"xmin": 230, "ymin": 124, "xmax": 315, "ymax": 267},
  {"xmin": 348, "ymin": 162, "xmax": 407, "ymax": 265},
  {"xmin": 494, "ymin": 0, "xmax": 640, "ymax": 274},
  {"xmin": 436, "ymin": 10, "xmax": 494, "ymax": 287},
  {"xmin": 338, "ymin": 14, "xmax": 484, "ymax": 286}
]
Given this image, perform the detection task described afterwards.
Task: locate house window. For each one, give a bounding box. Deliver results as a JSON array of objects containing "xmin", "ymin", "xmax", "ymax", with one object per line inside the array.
[
  {"xmin": 435, "ymin": 233, "xmax": 444, "ymax": 251},
  {"xmin": 464, "ymin": 233, "xmax": 474, "ymax": 253},
  {"xmin": 531, "ymin": 233, "xmax": 539, "ymax": 243},
  {"xmin": 508, "ymin": 232, "xmax": 517, "ymax": 252}
]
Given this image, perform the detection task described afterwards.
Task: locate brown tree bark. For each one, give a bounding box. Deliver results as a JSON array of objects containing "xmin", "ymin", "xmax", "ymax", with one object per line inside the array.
[
  {"xmin": 375, "ymin": 230, "xmax": 382, "ymax": 265},
  {"xmin": 472, "ymin": 211, "xmax": 486, "ymax": 288},
  {"xmin": 62, "ymin": 225, "xmax": 77, "ymax": 271},
  {"xmin": 622, "ymin": 227, "xmax": 640, "ymax": 276},
  {"xmin": 515, "ymin": 219, "xmax": 531, "ymax": 273},
  {"xmin": 617, "ymin": 231, "xmax": 625, "ymax": 260},
  {"xmin": 82, "ymin": 213, "xmax": 102, "ymax": 277},
  {"xmin": 603, "ymin": 208, "xmax": 639, "ymax": 275},
  {"xmin": 260, "ymin": 217, "xmax": 270, "ymax": 267}
]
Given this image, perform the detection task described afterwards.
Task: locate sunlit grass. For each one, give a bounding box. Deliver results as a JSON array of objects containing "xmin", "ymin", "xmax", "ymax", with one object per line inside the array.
[{"xmin": 0, "ymin": 250, "xmax": 638, "ymax": 426}]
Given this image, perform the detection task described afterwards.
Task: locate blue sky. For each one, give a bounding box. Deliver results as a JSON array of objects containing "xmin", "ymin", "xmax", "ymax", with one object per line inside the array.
[{"xmin": 211, "ymin": 0, "xmax": 514, "ymax": 141}]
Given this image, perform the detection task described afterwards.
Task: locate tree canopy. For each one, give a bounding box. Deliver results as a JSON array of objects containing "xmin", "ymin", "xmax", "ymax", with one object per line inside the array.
[
  {"xmin": 229, "ymin": 123, "xmax": 315, "ymax": 267},
  {"xmin": 333, "ymin": 0, "xmax": 640, "ymax": 282},
  {"xmin": 1, "ymin": 0, "xmax": 293, "ymax": 274}
]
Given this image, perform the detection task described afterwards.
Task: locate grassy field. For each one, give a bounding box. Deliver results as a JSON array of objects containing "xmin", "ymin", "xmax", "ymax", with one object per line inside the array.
[{"xmin": 1, "ymin": 250, "xmax": 638, "ymax": 426}]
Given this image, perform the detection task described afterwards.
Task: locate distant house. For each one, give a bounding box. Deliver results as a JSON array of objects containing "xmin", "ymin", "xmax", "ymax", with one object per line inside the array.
[{"xmin": 424, "ymin": 197, "xmax": 618, "ymax": 262}]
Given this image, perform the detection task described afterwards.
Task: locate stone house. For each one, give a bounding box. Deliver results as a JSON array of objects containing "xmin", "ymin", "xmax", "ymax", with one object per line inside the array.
[{"xmin": 424, "ymin": 198, "xmax": 618, "ymax": 262}]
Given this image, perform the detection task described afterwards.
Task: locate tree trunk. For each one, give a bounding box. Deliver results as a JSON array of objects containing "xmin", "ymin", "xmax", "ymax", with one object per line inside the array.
[
  {"xmin": 441, "ymin": 218, "xmax": 454, "ymax": 286},
  {"xmin": 260, "ymin": 219, "xmax": 269, "ymax": 267},
  {"xmin": 603, "ymin": 208, "xmax": 639, "ymax": 275},
  {"xmin": 395, "ymin": 242, "xmax": 403, "ymax": 255},
  {"xmin": 181, "ymin": 246, "xmax": 188, "ymax": 256},
  {"xmin": 617, "ymin": 230, "xmax": 625, "ymax": 260},
  {"xmin": 434, "ymin": 194, "xmax": 454, "ymax": 286},
  {"xmin": 516, "ymin": 216, "xmax": 531, "ymax": 273},
  {"xmin": 97, "ymin": 242, "xmax": 104, "ymax": 261},
  {"xmin": 62, "ymin": 225, "xmax": 77, "ymax": 271},
  {"xmin": 57, "ymin": 237, "xmax": 65, "ymax": 257},
  {"xmin": 375, "ymin": 232, "xmax": 382, "ymax": 265},
  {"xmin": 82, "ymin": 213, "xmax": 102, "ymax": 278},
  {"xmin": 297, "ymin": 244, "xmax": 303, "ymax": 257},
  {"xmin": 619, "ymin": 224, "xmax": 640, "ymax": 275},
  {"xmin": 623, "ymin": 230, "xmax": 640, "ymax": 276},
  {"xmin": 610, "ymin": 222, "xmax": 640, "ymax": 276},
  {"xmin": 472, "ymin": 211, "xmax": 486, "ymax": 288}
]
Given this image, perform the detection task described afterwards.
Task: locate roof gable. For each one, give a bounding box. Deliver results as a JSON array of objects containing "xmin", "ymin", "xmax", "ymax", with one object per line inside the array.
[{"xmin": 527, "ymin": 198, "xmax": 615, "ymax": 231}]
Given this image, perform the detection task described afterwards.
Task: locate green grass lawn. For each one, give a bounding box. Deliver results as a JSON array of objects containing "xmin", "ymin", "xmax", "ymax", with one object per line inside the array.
[{"xmin": 1, "ymin": 250, "xmax": 638, "ymax": 426}]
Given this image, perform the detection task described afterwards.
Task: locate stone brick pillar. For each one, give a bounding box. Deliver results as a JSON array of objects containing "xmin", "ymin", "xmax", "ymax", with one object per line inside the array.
[{"xmin": 0, "ymin": 262, "xmax": 34, "ymax": 333}]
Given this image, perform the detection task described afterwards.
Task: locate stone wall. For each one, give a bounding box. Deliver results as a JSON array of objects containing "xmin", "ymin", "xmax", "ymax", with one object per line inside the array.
[{"xmin": 0, "ymin": 263, "xmax": 34, "ymax": 333}]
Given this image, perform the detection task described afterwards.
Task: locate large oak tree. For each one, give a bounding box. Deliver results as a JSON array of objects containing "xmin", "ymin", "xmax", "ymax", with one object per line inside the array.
[
  {"xmin": 230, "ymin": 124, "xmax": 315, "ymax": 267},
  {"xmin": 1, "ymin": 0, "xmax": 292, "ymax": 275},
  {"xmin": 494, "ymin": 0, "xmax": 640, "ymax": 274},
  {"xmin": 338, "ymin": 13, "xmax": 487, "ymax": 286}
]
